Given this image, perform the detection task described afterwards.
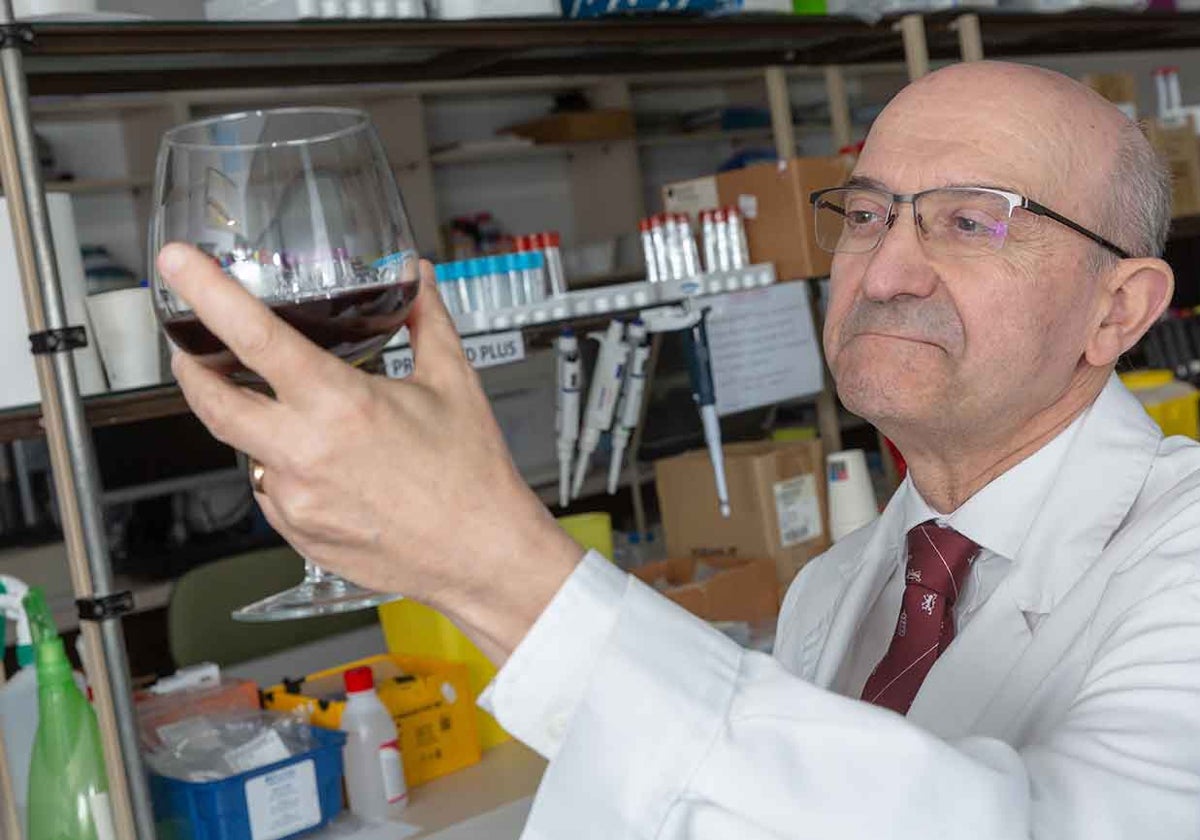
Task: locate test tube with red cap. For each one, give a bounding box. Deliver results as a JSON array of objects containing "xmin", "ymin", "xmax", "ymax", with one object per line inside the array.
[
  {"xmin": 726, "ymin": 205, "xmax": 749, "ymax": 270},
  {"xmin": 677, "ymin": 213, "xmax": 701, "ymax": 278},
  {"xmin": 537, "ymin": 232, "xmax": 567, "ymax": 297},
  {"xmin": 700, "ymin": 210, "xmax": 718, "ymax": 274},
  {"xmin": 639, "ymin": 218, "xmax": 660, "ymax": 283},
  {"xmin": 649, "ymin": 214, "xmax": 671, "ymax": 283}
]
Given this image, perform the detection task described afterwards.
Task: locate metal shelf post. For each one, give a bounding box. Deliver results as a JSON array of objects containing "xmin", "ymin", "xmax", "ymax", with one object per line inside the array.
[{"xmin": 0, "ymin": 1, "xmax": 155, "ymax": 836}]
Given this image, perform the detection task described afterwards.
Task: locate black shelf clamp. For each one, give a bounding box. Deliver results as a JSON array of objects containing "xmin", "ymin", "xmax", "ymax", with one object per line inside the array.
[
  {"xmin": 29, "ymin": 325, "xmax": 87, "ymax": 355},
  {"xmin": 76, "ymin": 591, "xmax": 135, "ymax": 623},
  {"xmin": 0, "ymin": 24, "xmax": 34, "ymax": 49}
]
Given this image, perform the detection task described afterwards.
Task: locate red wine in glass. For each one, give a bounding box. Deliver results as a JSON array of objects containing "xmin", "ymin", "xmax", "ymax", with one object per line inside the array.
[{"xmin": 162, "ymin": 280, "xmax": 418, "ymax": 376}]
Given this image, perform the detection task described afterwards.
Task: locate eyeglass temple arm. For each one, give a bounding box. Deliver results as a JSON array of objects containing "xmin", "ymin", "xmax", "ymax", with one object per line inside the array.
[{"xmin": 1023, "ymin": 199, "xmax": 1130, "ymax": 259}]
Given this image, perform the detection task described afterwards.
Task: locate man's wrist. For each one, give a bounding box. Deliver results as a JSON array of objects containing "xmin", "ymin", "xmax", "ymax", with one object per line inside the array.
[{"xmin": 435, "ymin": 493, "xmax": 584, "ymax": 665}]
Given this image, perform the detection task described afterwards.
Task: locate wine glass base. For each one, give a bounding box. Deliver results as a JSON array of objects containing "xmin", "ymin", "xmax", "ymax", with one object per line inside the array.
[{"xmin": 232, "ymin": 578, "xmax": 402, "ymax": 622}]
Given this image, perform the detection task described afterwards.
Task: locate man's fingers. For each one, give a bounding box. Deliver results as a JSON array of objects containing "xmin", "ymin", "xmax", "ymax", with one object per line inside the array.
[
  {"xmin": 407, "ymin": 259, "xmax": 468, "ymax": 382},
  {"xmin": 158, "ymin": 243, "xmax": 345, "ymax": 403},
  {"xmin": 172, "ymin": 349, "xmax": 284, "ymax": 459}
]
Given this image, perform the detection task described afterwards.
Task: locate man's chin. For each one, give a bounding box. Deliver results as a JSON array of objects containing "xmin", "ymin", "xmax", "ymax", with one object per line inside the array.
[{"xmin": 833, "ymin": 362, "xmax": 943, "ymax": 428}]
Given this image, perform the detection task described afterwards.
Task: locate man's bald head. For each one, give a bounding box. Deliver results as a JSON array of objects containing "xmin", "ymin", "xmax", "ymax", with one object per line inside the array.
[
  {"xmin": 866, "ymin": 61, "xmax": 1169, "ymax": 261},
  {"xmin": 824, "ymin": 60, "xmax": 1175, "ymax": 493}
]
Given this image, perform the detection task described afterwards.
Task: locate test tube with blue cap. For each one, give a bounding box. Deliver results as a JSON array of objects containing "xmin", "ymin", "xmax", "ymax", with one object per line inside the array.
[
  {"xmin": 523, "ymin": 251, "xmax": 548, "ymax": 304},
  {"xmin": 435, "ymin": 263, "xmax": 460, "ymax": 316},
  {"xmin": 484, "ymin": 254, "xmax": 511, "ymax": 311},
  {"xmin": 503, "ymin": 253, "xmax": 526, "ymax": 307}
]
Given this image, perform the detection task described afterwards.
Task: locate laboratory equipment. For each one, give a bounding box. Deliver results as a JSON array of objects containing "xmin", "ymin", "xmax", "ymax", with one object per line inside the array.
[
  {"xmin": 502, "ymin": 253, "xmax": 525, "ymax": 308},
  {"xmin": 522, "ymin": 250, "xmax": 549, "ymax": 304},
  {"xmin": 700, "ymin": 210, "xmax": 718, "ymax": 274},
  {"xmin": 556, "ymin": 329, "xmax": 583, "ymax": 507},
  {"xmin": 462, "ymin": 259, "xmax": 485, "ymax": 314},
  {"xmin": 726, "ymin": 205, "xmax": 749, "ymax": 269},
  {"xmin": 151, "ymin": 107, "xmax": 416, "ymax": 621},
  {"xmin": 642, "ymin": 303, "xmax": 731, "ymax": 518},
  {"xmin": 435, "ymin": 262, "xmax": 461, "ymax": 315},
  {"xmin": 0, "ymin": 576, "xmax": 35, "ymax": 814},
  {"xmin": 341, "ymin": 666, "xmax": 408, "ymax": 821},
  {"xmin": 25, "ymin": 587, "xmax": 115, "ymax": 840},
  {"xmin": 484, "ymin": 254, "xmax": 512, "ymax": 310},
  {"xmin": 537, "ymin": 232, "xmax": 568, "ymax": 297},
  {"xmin": 608, "ymin": 319, "xmax": 651, "ymax": 494},
  {"xmin": 678, "ymin": 213, "xmax": 701, "ymax": 278},
  {"xmin": 639, "ymin": 218, "xmax": 660, "ymax": 284},
  {"xmin": 571, "ymin": 320, "xmax": 629, "ymax": 500}
]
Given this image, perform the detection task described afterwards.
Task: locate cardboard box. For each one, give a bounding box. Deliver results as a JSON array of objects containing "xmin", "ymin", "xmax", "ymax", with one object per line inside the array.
[
  {"xmin": 1147, "ymin": 116, "xmax": 1200, "ymax": 218},
  {"xmin": 633, "ymin": 556, "xmax": 780, "ymax": 623},
  {"xmin": 505, "ymin": 109, "xmax": 635, "ymax": 144},
  {"xmin": 662, "ymin": 156, "xmax": 848, "ymax": 281},
  {"xmin": 1084, "ymin": 72, "xmax": 1137, "ymax": 119},
  {"xmin": 654, "ymin": 439, "xmax": 830, "ymax": 589}
]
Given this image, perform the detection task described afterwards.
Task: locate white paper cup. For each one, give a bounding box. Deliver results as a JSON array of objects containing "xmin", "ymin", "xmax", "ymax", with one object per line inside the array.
[
  {"xmin": 86, "ymin": 286, "xmax": 162, "ymax": 390},
  {"xmin": 826, "ymin": 449, "xmax": 879, "ymax": 542}
]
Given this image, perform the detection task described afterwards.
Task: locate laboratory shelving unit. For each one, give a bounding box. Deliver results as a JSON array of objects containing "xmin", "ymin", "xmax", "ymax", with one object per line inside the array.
[{"xmin": 4, "ymin": 8, "xmax": 1200, "ymax": 839}]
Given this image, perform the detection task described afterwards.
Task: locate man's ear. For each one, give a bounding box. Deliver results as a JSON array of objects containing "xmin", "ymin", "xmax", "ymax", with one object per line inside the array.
[{"xmin": 1085, "ymin": 257, "xmax": 1175, "ymax": 368}]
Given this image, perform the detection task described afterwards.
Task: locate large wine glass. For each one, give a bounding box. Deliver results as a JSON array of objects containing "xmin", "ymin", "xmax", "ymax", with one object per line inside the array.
[{"xmin": 150, "ymin": 107, "xmax": 418, "ymax": 622}]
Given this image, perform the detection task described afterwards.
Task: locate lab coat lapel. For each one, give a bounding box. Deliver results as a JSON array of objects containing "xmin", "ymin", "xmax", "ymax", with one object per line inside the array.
[
  {"xmin": 908, "ymin": 376, "xmax": 1161, "ymax": 739},
  {"xmin": 809, "ymin": 492, "xmax": 906, "ymax": 689}
]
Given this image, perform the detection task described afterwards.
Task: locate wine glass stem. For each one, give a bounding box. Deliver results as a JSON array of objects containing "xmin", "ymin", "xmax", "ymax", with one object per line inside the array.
[{"xmin": 304, "ymin": 558, "xmax": 333, "ymax": 585}]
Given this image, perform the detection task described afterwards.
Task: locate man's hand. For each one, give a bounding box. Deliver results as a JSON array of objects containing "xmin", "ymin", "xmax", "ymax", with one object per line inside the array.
[{"xmin": 157, "ymin": 243, "xmax": 582, "ymax": 662}]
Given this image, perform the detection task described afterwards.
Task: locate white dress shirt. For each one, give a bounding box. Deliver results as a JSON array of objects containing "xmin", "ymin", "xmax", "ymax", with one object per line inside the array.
[
  {"xmin": 480, "ymin": 376, "xmax": 1200, "ymax": 839},
  {"xmin": 837, "ymin": 415, "xmax": 1083, "ymax": 697}
]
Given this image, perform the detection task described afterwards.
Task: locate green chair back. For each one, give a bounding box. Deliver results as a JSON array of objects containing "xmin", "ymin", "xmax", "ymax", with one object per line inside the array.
[{"xmin": 167, "ymin": 545, "xmax": 378, "ymax": 669}]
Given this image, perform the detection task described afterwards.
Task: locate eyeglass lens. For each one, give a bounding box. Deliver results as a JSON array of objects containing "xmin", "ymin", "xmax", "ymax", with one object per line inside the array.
[{"xmin": 814, "ymin": 188, "xmax": 1015, "ymax": 257}]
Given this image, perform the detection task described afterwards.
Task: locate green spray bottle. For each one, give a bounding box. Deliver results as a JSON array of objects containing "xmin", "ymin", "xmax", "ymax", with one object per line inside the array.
[{"xmin": 23, "ymin": 587, "xmax": 116, "ymax": 840}]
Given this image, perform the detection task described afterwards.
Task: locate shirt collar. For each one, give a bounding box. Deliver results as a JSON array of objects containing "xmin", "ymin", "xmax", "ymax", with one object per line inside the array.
[{"xmin": 899, "ymin": 409, "xmax": 1088, "ymax": 563}]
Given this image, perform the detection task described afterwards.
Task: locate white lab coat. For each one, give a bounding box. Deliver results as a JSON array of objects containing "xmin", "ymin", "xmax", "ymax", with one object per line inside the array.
[{"xmin": 483, "ymin": 376, "xmax": 1200, "ymax": 839}]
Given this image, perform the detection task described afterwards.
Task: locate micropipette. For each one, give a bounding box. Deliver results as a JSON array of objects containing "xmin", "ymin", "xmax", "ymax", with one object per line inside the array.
[
  {"xmin": 641, "ymin": 303, "xmax": 731, "ymax": 518},
  {"xmin": 685, "ymin": 309, "xmax": 731, "ymax": 518},
  {"xmin": 571, "ymin": 320, "xmax": 629, "ymax": 500},
  {"xmin": 608, "ymin": 319, "xmax": 651, "ymax": 494},
  {"xmin": 555, "ymin": 329, "xmax": 583, "ymax": 508}
]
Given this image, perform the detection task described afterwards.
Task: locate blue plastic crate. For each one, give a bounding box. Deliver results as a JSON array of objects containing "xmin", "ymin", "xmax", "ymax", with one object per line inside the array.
[{"xmin": 150, "ymin": 726, "xmax": 347, "ymax": 840}]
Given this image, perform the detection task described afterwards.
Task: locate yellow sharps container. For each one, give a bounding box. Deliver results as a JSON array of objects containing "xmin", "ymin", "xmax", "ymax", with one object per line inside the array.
[{"xmin": 378, "ymin": 512, "xmax": 614, "ymax": 750}]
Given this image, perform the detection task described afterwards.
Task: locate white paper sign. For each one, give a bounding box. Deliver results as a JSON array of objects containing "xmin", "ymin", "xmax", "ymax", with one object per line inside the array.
[
  {"xmin": 383, "ymin": 330, "xmax": 525, "ymax": 380},
  {"xmin": 245, "ymin": 759, "xmax": 321, "ymax": 840},
  {"xmin": 706, "ymin": 282, "xmax": 824, "ymax": 416},
  {"xmin": 774, "ymin": 474, "xmax": 823, "ymax": 547}
]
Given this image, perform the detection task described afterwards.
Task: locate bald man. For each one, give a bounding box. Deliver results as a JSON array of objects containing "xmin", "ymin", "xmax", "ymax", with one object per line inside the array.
[{"xmin": 160, "ymin": 61, "xmax": 1199, "ymax": 838}]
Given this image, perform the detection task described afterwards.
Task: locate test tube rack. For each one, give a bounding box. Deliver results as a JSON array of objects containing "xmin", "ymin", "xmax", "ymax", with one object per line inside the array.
[{"xmin": 448, "ymin": 263, "xmax": 776, "ymax": 338}]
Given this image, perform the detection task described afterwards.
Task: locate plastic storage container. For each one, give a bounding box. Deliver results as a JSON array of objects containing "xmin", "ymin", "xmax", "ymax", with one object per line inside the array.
[
  {"xmin": 149, "ymin": 726, "xmax": 346, "ymax": 840},
  {"xmin": 1120, "ymin": 369, "xmax": 1200, "ymax": 439}
]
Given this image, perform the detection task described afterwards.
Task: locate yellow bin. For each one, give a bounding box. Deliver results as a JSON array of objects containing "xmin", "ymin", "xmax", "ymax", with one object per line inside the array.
[
  {"xmin": 378, "ymin": 512, "xmax": 614, "ymax": 750},
  {"xmin": 1120, "ymin": 369, "xmax": 1200, "ymax": 439}
]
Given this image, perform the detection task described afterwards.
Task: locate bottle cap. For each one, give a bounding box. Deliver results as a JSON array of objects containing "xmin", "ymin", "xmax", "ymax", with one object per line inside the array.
[
  {"xmin": 548, "ymin": 231, "xmax": 561, "ymax": 247},
  {"xmin": 527, "ymin": 251, "xmax": 546, "ymax": 269},
  {"xmin": 344, "ymin": 666, "xmax": 375, "ymax": 694},
  {"xmin": 434, "ymin": 263, "xmax": 448, "ymax": 283},
  {"xmin": 485, "ymin": 255, "xmax": 505, "ymax": 274}
]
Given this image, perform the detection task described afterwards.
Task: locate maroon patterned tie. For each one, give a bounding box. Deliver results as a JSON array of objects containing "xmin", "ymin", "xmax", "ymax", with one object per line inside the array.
[{"xmin": 860, "ymin": 520, "xmax": 979, "ymax": 715}]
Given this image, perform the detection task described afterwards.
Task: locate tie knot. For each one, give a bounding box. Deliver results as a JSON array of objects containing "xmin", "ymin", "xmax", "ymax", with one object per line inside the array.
[{"xmin": 904, "ymin": 520, "xmax": 978, "ymax": 604}]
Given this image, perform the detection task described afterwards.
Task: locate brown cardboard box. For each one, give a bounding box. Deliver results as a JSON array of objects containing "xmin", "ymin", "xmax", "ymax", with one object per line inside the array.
[
  {"xmin": 654, "ymin": 439, "xmax": 830, "ymax": 589},
  {"xmin": 662, "ymin": 156, "xmax": 848, "ymax": 281},
  {"xmin": 632, "ymin": 556, "xmax": 779, "ymax": 623},
  {"xmin": 505, "ymin": 109, "xmax": 635, "ymax": 144},
  {"xmin": 1083, "ymin": 73, "xmax": 1137, "ymax": 119},
  {"xmin": 1147, "ymin": 116, "xmax": 1200, "ymax": 218}
]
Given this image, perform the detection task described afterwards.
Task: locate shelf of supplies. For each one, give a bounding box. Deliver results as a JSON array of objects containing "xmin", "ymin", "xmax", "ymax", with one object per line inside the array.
[
  {"xmin": 448, "ymin": 263, "xmax": 776, "ymax": 337},
  {"xmin": 19, "ymin": 12, "xmax": 1200, "ymax": 96},
  {"xmin": 636, "ymin": 126, "xmax": 777, "ymax": 148},
  {"xmin": 0, "ymin": 383, "xmax": 188, "ymax": 443},
  {"xmin": 429, "ymin": 138, "xmax": 621, "ymax": 166}
]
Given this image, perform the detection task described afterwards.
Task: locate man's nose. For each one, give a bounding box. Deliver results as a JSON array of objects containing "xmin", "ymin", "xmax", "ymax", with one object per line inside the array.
[{"xmin": 858, "ymin": 203, "xmax": 939, "ymax": 303}]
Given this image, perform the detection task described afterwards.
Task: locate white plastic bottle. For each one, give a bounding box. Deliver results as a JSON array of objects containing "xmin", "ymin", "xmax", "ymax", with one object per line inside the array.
[{"xmin": 340, "ymin": 666, "xmax": 407, "ymax": 821}]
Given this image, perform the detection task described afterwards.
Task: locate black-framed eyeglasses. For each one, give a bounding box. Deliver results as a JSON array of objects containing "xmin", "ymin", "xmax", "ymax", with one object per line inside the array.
[{"xmin": 809, "ymin": 185, "xmax": 1130, "ymax": 260}]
